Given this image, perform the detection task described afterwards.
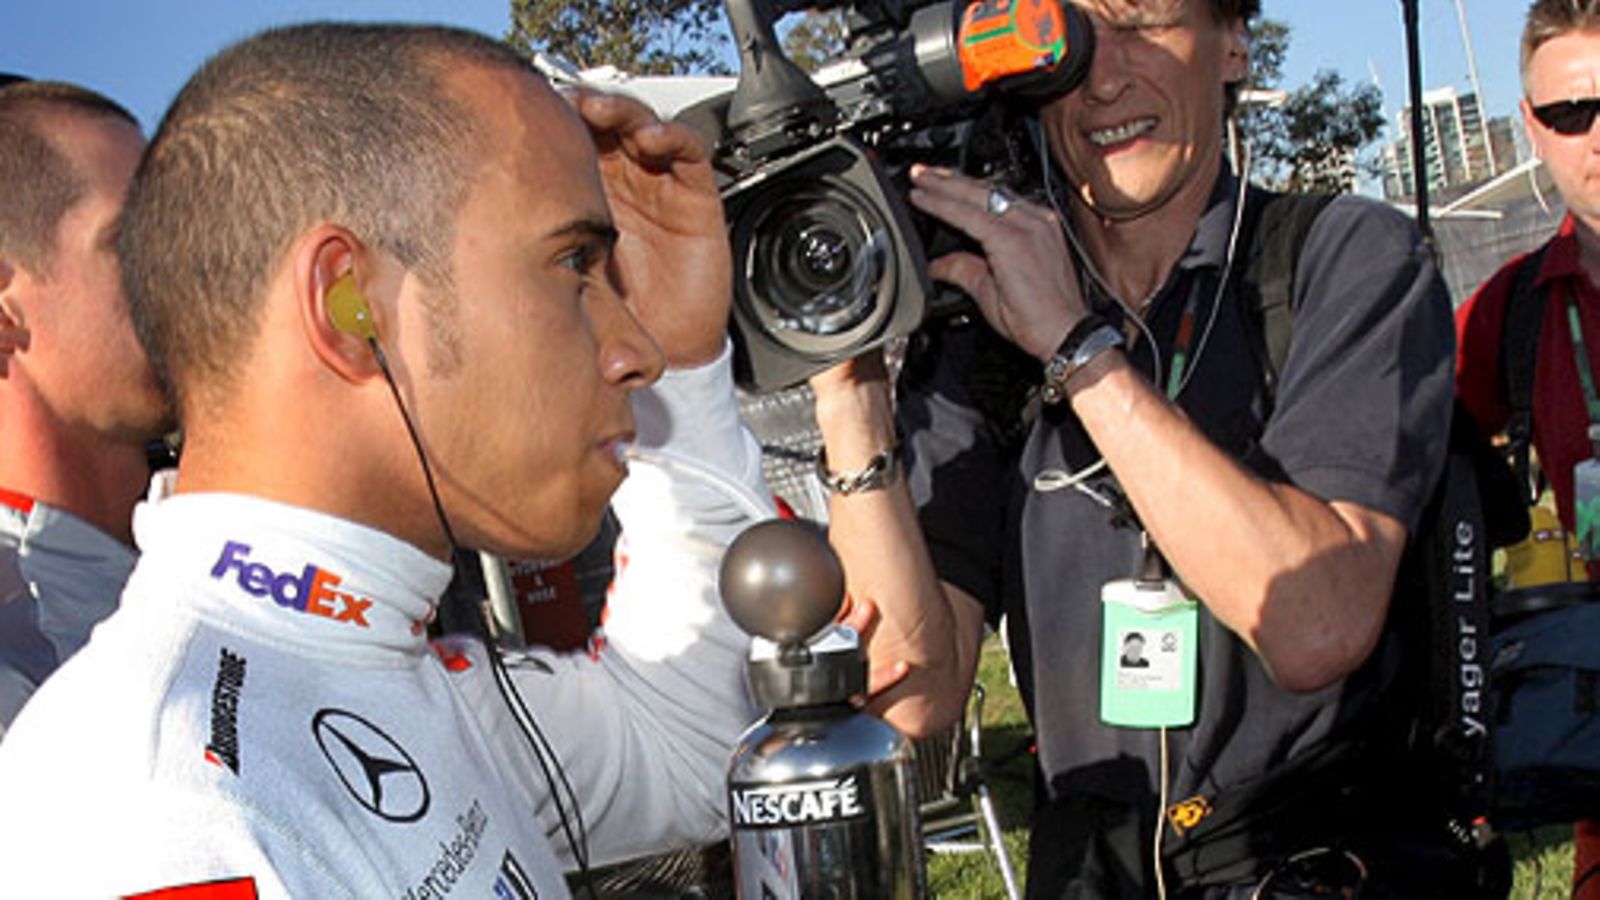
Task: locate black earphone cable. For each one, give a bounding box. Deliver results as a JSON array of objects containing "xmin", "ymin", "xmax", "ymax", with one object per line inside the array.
[
  {"xmin": 370, "ymin": 340, "xmax": 458, "ymax": 552},
  {"xmin": 368, "ymin": 335, "xmax": 598, "ymax": 898},
  {"xmin": 487, "ymin": 640, "xmax": 594, "ymax": 883}
]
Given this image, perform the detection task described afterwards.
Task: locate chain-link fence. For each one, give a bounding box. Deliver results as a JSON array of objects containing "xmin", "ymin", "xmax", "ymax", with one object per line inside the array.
[{"xmin": 1433, "ymin": 186, "xmax": 1567, "ymax": 306}]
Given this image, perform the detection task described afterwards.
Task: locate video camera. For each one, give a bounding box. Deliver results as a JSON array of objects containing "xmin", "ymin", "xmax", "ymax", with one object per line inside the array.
[{"xmin": 683, "ymin": 0, "xmax": 1094, "ymax": 391}]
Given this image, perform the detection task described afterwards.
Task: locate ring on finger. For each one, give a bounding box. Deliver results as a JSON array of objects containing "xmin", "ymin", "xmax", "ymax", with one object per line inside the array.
[{"xmin": 986, "ymin": 186, "xmax": 1018, "ymax": 217}]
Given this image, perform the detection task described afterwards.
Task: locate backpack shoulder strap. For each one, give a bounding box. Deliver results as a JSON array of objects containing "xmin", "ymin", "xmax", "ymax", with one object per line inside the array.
[
  {"xmin": 1236, "ymin": 190, "xmax": 1337, "ymax": 402},
  {"xmin": 1498, "ymin": 245, "xmax": 1553, "ymax": 502}
]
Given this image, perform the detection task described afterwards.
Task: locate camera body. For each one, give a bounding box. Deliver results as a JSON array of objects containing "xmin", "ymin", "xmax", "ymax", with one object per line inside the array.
[{"xmin": 683, "ymin": 0, "xmax": 1092, "ymax": 391}]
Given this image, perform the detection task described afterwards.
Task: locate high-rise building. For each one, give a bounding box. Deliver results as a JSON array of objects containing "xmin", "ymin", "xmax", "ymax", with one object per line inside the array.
[
  {"xmin": 1384, "ymin": 86, "xmax": 1515, "ymax": 201},
  {"xmin": 1487, "ymin": 115, "xmax": 1522, "ymax": 175}
]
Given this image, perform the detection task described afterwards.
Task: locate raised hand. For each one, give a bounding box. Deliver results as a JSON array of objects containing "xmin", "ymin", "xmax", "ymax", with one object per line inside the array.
[
  {"xmin": 567, "ymin": 88, "xmax": 732, "ymax": 369},
  {"xmin": 907, "ymin": 164, "xmax": 1088, "ymax": 361}
]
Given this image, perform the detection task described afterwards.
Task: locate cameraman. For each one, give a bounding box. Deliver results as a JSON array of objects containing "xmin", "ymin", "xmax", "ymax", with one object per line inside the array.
[{"xmin": 811, "ymin": 0, "xmax": 1459, "ymax": 895}]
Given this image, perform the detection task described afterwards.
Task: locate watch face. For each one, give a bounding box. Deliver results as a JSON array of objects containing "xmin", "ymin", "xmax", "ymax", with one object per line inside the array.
[
  {"xmin": 1043, "ymin": 324, "xmax": 1124, "ymax": 405},
  {"xmin": 1074, "ymin": 327, "xmax": 1125, "ymax": 369}
]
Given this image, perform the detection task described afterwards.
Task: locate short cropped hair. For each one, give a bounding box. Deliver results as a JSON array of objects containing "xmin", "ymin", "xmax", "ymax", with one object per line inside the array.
[
  {"xmin": 1522, "ymin": 0, "xmax": 1600, "ymax": 87},
  {"xmin": 0, "ymin": 81, "xmax": 138, "ymax": 274},
  {"xmin": 119, "ymin": 23, "xmax": 534, "ymax": 411}
]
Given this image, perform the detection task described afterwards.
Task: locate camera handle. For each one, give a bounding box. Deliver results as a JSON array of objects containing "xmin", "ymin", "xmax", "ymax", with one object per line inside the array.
[{"xmin": 724, "ymin": 0, "xmax": 835, "ymax": 141}]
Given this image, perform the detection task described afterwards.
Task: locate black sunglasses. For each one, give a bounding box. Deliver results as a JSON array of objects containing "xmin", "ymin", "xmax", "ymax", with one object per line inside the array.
[{"xmin": 1532, "ymin": 97, "xmax": 1600, "ymax": 136}]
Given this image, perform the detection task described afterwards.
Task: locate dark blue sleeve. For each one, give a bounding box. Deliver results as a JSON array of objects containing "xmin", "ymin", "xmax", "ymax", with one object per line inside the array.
[
  {"xmin": 1259, "ymin": 196, "xmax": 1456, "ymax": 532},
  {"xmin": 896, "ymin": 323, "xmax": 1017, "ymax": 620}
]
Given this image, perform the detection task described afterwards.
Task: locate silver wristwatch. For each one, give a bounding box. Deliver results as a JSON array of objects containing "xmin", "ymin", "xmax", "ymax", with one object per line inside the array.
[{"xmin": 1041, "ymin": 320, "xmax": 1125, "ymax": 405}]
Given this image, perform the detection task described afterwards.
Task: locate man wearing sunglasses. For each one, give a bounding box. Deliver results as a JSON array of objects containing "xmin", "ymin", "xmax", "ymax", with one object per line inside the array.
[{"xmin": 1455, "ymin": 1, "xmax": 1600, "ymax": 895}]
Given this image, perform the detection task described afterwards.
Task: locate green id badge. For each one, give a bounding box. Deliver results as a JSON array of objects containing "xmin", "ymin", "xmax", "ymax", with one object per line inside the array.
[
  {"xmin": 1100, "ymin": 578, "xmax": 1198, "ymax": 728},
  {"xmin": 1575, "ymin": 457, "xmax": 1600, "ymax": 561}
]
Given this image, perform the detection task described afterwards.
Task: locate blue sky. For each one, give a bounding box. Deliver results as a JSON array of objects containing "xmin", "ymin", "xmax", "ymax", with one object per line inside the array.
[
  {"xmin": 6, "ymin": 0, "xmax": 1529, "ymax": 138},
  {"xmin": 1269, "ymin": 0, "xmax": 1528, "ymax": 133}
]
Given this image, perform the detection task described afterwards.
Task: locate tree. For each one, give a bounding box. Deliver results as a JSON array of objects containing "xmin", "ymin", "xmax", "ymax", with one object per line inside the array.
[
  {"xmin": 1260, "ymin": 71, "xmax": 1386, "ymax": 193},
  {"xmin": 1237, "ymin": 19, "xmax": 1386, "ymax": 194},
  {"xmin": 1248, "ymin": 18, "xmax": 1290, "ymax": 91},
  {"xmin": 506, "ymin": 0, "xmax": 730, "ymax": 76}
]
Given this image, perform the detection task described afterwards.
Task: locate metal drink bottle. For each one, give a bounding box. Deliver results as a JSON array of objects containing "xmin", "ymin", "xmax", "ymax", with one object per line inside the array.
[{"xmin": 719, "ymin": 520, "xmax": 925, "ymax": 899}]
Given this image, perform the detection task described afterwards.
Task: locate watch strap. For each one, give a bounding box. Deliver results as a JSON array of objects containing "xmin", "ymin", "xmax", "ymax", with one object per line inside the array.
[{"xmin": 1042, "ymin": 316, "xmax": 1123, "ymax": 404}]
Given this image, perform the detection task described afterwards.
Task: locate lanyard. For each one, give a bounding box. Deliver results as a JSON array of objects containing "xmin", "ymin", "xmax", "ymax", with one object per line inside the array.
[
  {"xmin": 1164, "ymin": 282, "xmax": 1206, "ymax": 399},
  {"xmin": 1140, "ymin": 284, "xmax": 1208, "ymax": 578},
  {"xmin": 1564, "ymin": 286, "xmax": 1600, "ymax": 455}
]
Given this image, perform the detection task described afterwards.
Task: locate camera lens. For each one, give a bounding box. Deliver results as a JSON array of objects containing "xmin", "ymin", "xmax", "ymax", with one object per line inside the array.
[
  {"xmin": 722, "ymin": 137, "xmax": 932, "ymax": 390},
  {"xmin": 787, "ymin": 224, "xmax": 852, "ymax": 293},
  {"xmin": 741, "ymin": 182, "xmax": 889, "ymax": 339}
]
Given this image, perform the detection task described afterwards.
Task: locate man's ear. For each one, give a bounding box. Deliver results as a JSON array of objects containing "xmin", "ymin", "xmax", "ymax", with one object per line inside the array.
[
  {"xmin": 1520, "ymin": 98, "xmax": 1544, "ymax": 161},
  {"xmin": 1222, "ymin": 20, "xmax": 1250, "ymax": 85},
  {"xmin": 0, "ymin": 260, "xmax": 31, "ymax": 349},
  {"xmin": 0, "ymin": 262, "xmax": 30, "ymax": 378},
  {"xmin": 293, "ymin": 228, "xmax": 382, "ymax": 385}
]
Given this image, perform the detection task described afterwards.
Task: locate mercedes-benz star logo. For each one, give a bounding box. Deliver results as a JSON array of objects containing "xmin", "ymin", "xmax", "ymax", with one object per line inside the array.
[{"xmin": 312, "ymin": 708, "xmax": 430, "ymax": 823}]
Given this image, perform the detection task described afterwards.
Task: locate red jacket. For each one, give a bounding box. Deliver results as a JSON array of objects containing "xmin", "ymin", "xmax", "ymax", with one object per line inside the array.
[{"xmin": 1456, "ymin": 213, "xmax": 1600, "ymax": 556}]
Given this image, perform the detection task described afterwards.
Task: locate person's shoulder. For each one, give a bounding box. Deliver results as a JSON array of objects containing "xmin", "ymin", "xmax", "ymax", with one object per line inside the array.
[
  {"xmin": 1300, "ymin": 193, "xmax": 1426, "ymax": 258},
  {"xmin": 0, "ymin": 588, "xmax": 224, "ymax": 779},
  {"xmin": 1464, "ymin": 258, "xmax": 1522, "ymax": 314},
  {"xmin": 0, "ymin": 743, "xmax": 296, "ymax": 897},
  {"xmin": 0, "ymin": 618, "xmax": 329, "ymax": 882},
  {"xmin": 1455, "ymin": 241, "xmax": 1549, "ymax": 345},
  {"xmin": 0, "ymin": 642, "xmax": 171, "ymax": 885},
  {"xmin": 0, "ymin": 623, "xmax": 165, "ymax": 775},
  {"xmin": 1288, "ymin": 193, "xmax": 1446, "ymax": 320}
]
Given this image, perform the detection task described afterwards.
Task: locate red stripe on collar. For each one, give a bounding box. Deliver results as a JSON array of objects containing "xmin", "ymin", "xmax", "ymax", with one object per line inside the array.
[{"xmin": 0, "ymin": 486, "xmax": 34, "ymax": 515}]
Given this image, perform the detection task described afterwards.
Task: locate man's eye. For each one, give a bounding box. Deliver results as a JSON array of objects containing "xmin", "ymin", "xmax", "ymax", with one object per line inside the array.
[{"xmin": 560, "ymin": 245, "xmax": 598, "ymax": 274}]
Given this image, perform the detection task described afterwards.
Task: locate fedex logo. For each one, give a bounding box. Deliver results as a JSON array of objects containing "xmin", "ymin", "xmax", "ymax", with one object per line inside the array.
[{"xmin": 211, "ymin": 541, "xmax": 373, "ymax": 628}]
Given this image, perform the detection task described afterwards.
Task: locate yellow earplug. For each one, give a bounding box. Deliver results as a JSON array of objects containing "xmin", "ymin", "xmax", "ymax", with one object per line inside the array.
[{"xmin": 327, "ymin": 273, "xmax": 377, "ymax": 341}]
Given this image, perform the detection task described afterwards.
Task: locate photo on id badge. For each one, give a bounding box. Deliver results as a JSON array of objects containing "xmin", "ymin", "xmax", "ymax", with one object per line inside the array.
[{"xmin": 1116, "ymin": 628, "xmax": 1181, "ymax": 687}]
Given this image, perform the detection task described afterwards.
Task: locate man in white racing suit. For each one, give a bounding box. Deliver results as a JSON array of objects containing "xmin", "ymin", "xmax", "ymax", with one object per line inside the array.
[
  {"xmin": 0, "ymin": 81, "xmax": 172, "ymax": 735},
  {"xmin": 0, "ymin": 23, "xmax": 767, "ymax": 898}
]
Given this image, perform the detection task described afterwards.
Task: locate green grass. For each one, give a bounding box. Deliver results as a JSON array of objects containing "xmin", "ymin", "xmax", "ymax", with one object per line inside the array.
[
  {"xmin": 1507, "ymin": 828, "xmax": 1576, "ymax": 900},
  {"xmin": 925, "ymin": 635, "xmax": 1035, "ymax": 898},
  {"xmin": 925, "ymin": 635, "xmax": 1579, "ymax": 898}
]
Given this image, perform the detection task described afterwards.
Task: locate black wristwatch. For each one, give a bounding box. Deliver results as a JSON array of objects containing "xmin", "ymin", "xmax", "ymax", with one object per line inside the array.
[{"xmin": 1040, "ymin": 315, "xmax": 1125, "ymax": 405}]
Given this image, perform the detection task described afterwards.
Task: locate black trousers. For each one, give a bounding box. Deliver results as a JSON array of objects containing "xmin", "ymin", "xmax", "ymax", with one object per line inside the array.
[{"xmin": 1023, "ymin": 791, "xmax": 1510, "ymax": 900}]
